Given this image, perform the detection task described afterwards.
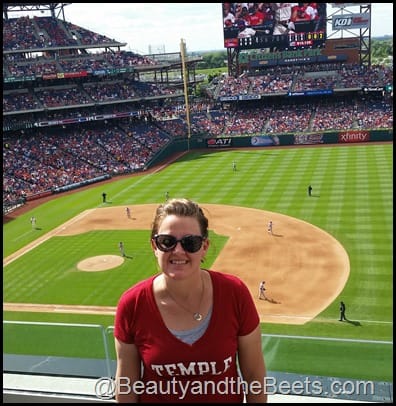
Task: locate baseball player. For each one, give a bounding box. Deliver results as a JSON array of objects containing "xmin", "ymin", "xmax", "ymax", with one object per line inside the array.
[{"xmin": 259, "ymin": 281, "xmax": 266, "ymax": 300}]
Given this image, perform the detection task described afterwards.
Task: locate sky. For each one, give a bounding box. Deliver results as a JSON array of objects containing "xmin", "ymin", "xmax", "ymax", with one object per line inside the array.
[{"xmin": 6, "ymin": 3, "xmax": 393, "ymax": 54}]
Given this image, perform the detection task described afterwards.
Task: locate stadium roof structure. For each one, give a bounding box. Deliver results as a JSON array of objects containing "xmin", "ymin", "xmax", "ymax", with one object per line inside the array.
[{"xmin": 3, "ymin": 3, "xmax": 71, "ymax": 20}]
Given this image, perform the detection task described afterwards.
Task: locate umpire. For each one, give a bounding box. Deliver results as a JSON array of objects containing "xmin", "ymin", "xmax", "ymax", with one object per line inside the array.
[{"xmin": 339, "ymin": 301, "xmax": 346, "ymax": 321}]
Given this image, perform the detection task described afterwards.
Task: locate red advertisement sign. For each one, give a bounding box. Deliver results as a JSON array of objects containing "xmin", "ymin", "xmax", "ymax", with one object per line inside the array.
[{"xmin": 338, "ymin": 130, "xmax": 370, "ymax": 143}]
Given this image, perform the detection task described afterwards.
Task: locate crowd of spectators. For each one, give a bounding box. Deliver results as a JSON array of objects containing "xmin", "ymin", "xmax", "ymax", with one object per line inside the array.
[
  {"xmin": 3, "ymin": 118, "xmax": 171, "ymax": 206},
  {"xmin": 3, "ymin": 50, "xmax": 159, "ymax": 80},
  {"xmin": 3, "ymin": 15, "xmax": 121, "ymax": 51},
  {"xmin": 215, "ymin": 64, "xmax": 393, "ymax": 97},
  {"xmin": 150, "ymin": 95, "xmax": 392, "ymax": 137},
  {"xmin": 4, "ymin": 81, "xmax": 181, "ymax": 113},
  {"xmin": 3, "ymin": 16, "xmax": 160, "ymax": 80}
]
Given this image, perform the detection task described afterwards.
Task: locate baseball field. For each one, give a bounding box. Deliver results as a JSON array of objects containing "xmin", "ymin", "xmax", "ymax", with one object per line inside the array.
[{"xmin": 3, "ymin": 143, "xmax": 393, "ymax": 383}]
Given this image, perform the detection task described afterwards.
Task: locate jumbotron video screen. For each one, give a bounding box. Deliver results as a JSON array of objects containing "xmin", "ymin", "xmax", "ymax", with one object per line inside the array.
[{"xmin": 223, "ymin": 3, "xmax": 327, "ymax": 51}]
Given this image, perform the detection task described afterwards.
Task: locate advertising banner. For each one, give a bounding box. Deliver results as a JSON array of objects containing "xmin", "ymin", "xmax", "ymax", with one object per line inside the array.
[{"xmin": 332, "ymin": 13, "xmax": 370, "ymax": 30}]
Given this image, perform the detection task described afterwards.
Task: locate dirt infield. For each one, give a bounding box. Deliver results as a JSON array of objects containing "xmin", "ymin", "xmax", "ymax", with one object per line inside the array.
[{"xmin": 4, "ymin": 204, "xmax": 349, "ymax": 324}]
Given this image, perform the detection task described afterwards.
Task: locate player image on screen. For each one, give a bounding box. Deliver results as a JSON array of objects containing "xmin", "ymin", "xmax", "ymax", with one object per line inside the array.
[{"xmin": 223, "ymin": 3, "xmax": 326, "ymax": 51}]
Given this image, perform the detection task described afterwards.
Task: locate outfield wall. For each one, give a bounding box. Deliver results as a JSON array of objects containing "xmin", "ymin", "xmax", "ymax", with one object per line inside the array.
[{"xmin": 148, "ymin": 129, "xmax": 393, "ymax": 168}]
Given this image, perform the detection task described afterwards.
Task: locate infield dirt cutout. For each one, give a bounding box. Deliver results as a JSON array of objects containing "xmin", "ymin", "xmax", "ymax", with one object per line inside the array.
[{"xmin": 4, "ymin": 204, "xmax": 350, "ymax": 324}]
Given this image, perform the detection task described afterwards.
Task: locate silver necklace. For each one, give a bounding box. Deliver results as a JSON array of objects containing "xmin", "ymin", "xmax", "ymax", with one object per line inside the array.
[{"xmin": 166, "ymin": 276, "xmax": 205, "ymax": 321}]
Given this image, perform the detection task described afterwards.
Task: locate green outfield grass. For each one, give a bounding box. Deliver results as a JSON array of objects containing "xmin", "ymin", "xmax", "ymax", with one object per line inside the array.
[{"xmin": 3, "ymin": 143, "xmax": 393, "ymax": 382}]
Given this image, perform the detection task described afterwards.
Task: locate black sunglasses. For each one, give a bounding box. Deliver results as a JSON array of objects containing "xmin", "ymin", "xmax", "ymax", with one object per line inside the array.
[{"xmin": 153, "ymin": 234, "xmax": 205, "ymax": 253}]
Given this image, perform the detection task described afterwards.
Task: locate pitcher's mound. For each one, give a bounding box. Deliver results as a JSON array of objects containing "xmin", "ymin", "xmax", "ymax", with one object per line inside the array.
[{"xmin": 77, "ymin": 255, "xmax": 124, "ymax": 272}]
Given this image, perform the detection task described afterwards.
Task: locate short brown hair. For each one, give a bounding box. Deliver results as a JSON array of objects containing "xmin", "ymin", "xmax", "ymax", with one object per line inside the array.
[{"xmin": 150, "ymin": 198, "xmax": 209, "ymax": 239}]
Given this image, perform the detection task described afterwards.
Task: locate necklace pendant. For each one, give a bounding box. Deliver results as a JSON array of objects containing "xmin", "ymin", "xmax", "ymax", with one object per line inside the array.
[{"xmin": 193, "ymin": 312, "xmax": 203, "ymax": 321}]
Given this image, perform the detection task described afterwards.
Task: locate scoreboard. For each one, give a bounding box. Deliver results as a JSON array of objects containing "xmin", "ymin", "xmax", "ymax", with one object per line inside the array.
[
  {"xmin": 223, "ymin": 3, "xmax": 327, "ymax": 51},
  {"xmin": 238, "ymin": 31, "xmax": 326, "ymax": 50}
]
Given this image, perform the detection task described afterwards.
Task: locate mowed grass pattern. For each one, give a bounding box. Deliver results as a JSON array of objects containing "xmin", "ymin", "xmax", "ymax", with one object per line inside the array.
[{"xmin": 3, "ymin": 144, "xmax": 393, "ymax": 381}]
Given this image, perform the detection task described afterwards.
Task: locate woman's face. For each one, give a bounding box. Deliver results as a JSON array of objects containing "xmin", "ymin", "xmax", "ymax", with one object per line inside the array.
[{"xmin": 151, "ymin": 214, "xmax": 209, "ymax": 280}]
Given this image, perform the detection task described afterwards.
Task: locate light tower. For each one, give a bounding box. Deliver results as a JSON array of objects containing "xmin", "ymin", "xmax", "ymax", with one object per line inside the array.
[{"xmin": 180, "ymin": 38, "xmax": 191, "ymax": 151}]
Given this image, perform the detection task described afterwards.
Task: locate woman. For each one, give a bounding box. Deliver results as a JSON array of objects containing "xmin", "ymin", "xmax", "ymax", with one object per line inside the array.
[{"xmin": 114, "ymin": 198, "xmax": 267, "ymax": 403}]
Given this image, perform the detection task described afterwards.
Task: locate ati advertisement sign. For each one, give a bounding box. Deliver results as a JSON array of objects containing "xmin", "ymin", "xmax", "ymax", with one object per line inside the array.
[
  {"xmin": 332, "ymin": 13, "xmax": 370, "ymax": 30},
  {"xmin": 206, "ymin": 138, "xmax": 232, "ymax": 148}
]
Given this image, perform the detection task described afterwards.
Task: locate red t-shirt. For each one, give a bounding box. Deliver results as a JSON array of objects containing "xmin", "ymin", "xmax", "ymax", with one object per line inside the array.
[{"xmin": 114, "ymin": 270, "xmax": 260, "ymax": 403}]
